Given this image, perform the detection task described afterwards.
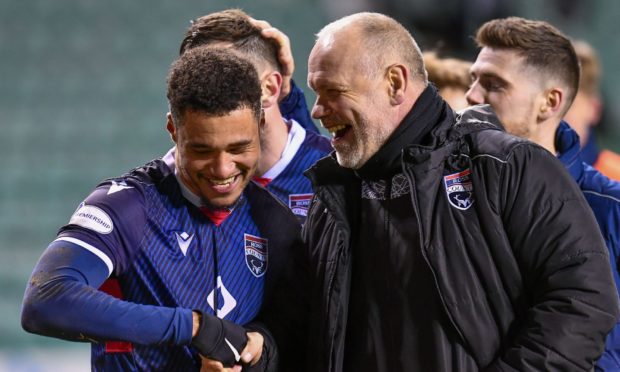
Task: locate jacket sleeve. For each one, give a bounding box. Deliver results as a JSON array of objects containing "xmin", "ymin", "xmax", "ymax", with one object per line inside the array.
[
  {"xmin": 486, "ymin": 144, "xmax": 620, "ymax": 371},
  {"xmin": 21, "ymin": 240, "xmax": 193, "ymax": 346},
  {"xmin": 278, "ymin": 79, "xmax": 320, "ymax": 134}
]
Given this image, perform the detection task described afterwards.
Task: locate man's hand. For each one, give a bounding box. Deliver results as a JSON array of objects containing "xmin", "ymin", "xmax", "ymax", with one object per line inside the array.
[
  {"xmin": 249, "ymin": 17, "xmax": 294, "ymax": 101},
  {"xmin": 200, "ymin": 331, "xmax": 264, "ymax": 372},
  {"xmin": 242, "ymin": 331, "xmax": 265, "ymax": 366}
]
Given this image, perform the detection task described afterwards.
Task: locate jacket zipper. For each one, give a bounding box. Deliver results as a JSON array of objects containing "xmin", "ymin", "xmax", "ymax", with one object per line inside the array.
[
  {"xmin": 403, "ymin": 165, "xmax": 468, "ymax": 346},
  {"xmin": 316, "ymin": 189, "xmax": 347, "ymax": 372}
]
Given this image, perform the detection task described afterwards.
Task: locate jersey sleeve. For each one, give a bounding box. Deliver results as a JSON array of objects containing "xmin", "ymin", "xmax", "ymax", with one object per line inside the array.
[
  {"xmin": 21, "ymin": 240, "xmax": 193, "ymax": 345},
  {"xmin": 21, "ymin": 176, "xmax": 194, "ymax": 346},
  {"xmin": 56, "ymin": 178, "xmax": 148, "ymax": 276}
]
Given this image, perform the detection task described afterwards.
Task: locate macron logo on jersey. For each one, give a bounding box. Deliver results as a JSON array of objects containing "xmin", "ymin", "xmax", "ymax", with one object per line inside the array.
[
  {"xmin": 69, "ymin": 202, "xmax": 113, "ymax": 234},
  {"xmin": 174, "ymin": 232, "xmax": 194, "ymax": 256},
  {"xmin": 107, "ymin": 180, "xmax": 134, "ymax": 195}
]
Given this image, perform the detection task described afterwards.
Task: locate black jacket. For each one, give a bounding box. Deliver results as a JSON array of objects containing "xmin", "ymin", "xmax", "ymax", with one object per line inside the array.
[{"xmin": 300, "ymin": 104, "xmax": 619, "ymax": 371}]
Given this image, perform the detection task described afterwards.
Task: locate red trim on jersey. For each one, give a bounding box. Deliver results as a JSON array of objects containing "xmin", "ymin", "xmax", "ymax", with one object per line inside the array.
[
  {"xmin": 99, "ymin": 279, "xmax": 134, "ymax": 353},
  {"xmin": 253, "ymin": 177, "xmax": 272, "ymax": 187},
  {"xmin": 200, "ymin": 207, "xmax": 233, "ymax": 226}
]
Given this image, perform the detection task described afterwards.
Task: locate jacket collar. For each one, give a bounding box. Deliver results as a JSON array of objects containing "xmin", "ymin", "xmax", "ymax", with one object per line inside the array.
[
  {"xmin": 402, "ymin": 104, "xmax": 504, "ymax": 171},
  {"xmin": 556, "ymin": 120, "xmax": 585, "ymax": 182},
  {"xmin": 354, "ymin": 85, "xmax": 446, "ymax": 180},
  {"xmin": 306, "ymin": 104, "xmax": 504, "ymax": 188}
]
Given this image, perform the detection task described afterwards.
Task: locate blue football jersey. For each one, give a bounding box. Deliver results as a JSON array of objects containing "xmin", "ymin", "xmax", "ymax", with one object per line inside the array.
[
  {"xmin": 258, "ymin": 119, "xmax": 331, "ymax": 222},
  {"xmin": 56, "ymin": 153, "xmax": 269, "ymax": 371}
]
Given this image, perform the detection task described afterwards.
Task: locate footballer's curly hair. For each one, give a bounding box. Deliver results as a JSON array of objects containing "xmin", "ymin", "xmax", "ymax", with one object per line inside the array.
[{"xmin": 166, "ymin": 47, "xmax": 262, "ymax": 125}]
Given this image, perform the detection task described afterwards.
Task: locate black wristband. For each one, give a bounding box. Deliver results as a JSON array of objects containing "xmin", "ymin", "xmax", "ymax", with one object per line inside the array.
[{"xmin": 191, "ymin": 312, "xmax": 248, "ymax": 367}]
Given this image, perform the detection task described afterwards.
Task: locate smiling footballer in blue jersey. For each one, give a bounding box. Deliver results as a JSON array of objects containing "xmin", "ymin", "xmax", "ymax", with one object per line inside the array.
[{"xmin": 21, "ymin": 48, "xmax": 301, "ymax": 371}]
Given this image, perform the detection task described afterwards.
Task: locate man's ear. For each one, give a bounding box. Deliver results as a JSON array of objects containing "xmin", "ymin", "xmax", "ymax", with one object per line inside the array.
[
  {"xmin": 538, "ymin": 87, "xmax": 564, "ymax": 122},
  {"xmin": 166, "ymin": 112, "xmax": 178, "ymax": 143},
  {"xmin": 387, "ymin": 64, "xmax": 408, "ymax": 105},
  {"xmin": 261, "ymin": 71, "xmax": 282, "ymax": 109}
]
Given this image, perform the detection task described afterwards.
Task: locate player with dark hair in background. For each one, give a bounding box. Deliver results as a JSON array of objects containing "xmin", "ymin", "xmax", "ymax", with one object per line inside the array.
[
  {"xmin": 21, "ymin": 47, "xmax": 300, "ymax": 371},
  {"xmin": 564, "ymin": 39, "xmax": 620, "ymax": 181},
  {"xmin": 180, "ymin": 9, "xmax": 332, "ymax": 222}
]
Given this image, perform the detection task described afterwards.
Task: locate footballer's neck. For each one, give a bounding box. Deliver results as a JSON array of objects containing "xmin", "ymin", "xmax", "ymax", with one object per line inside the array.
[{"xmin": 257, "ymin": 107, "xmax": 289, "ymax": 176}]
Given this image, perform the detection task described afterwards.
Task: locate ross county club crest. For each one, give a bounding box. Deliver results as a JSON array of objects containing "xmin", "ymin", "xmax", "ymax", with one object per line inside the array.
[
  {"xmin": 289, "ymin": 193, "xmax": 313, "ymax": 217},
  {"xmin": 444, "ymin": 169, "xmax": 474, "ymax": 210},
  {"xmin": 244, "ymin": 234, "xmax": 268, "ymax": 277}
]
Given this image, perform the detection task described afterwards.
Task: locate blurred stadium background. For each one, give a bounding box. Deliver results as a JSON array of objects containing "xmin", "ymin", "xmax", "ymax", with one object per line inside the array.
[{"xmin": 2, "ymin": 0, "xmax": 619, "ymax": 370}]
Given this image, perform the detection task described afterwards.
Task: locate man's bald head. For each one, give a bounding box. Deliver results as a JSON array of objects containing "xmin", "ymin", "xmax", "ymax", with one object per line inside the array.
[{"xmin": 315, "ymin": 12, "xmax": 427, "ymax": 84}]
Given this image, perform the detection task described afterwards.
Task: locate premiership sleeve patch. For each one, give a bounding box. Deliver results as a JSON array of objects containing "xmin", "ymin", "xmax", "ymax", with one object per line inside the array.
[
  {"xmin": 69, "ymin": 202, "xmax": 114, "ymax": 234},
  {"xmin": 244, "ymin": 234, "xmax": 268, "ymax": 277},
  {"xmin": 444, "ymin": 169, "xmax": 475, "ymax": 210}
]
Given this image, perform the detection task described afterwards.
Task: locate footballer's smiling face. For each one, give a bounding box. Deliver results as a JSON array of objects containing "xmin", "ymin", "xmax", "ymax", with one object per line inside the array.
[{"xmin": 167, "ymin": 107, "xmax": 261, "ymax": 208}]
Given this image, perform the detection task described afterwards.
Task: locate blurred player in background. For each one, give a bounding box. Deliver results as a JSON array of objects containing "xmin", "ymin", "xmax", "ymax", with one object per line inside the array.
[
  {"xmin": 564, "ymin": 39, "xmax": 620, "ymax": 180},
  {"xmin": 423, "ymin": 51, "xmax": 471, "ymax": 110}
]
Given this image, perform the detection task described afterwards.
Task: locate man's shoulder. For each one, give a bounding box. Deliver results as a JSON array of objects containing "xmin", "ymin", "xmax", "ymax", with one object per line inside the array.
[
  {"xmin": 116, "ymin": 158, "xmax": 174, "ymax": 186},
  {"xmin": 595, "ymin": 149, "xmax": 620, "ymax": 182},
  {"xmin": 89, "ymin": 158, "xmax": 176, "ymax": 212},
  {"xmin": 580, "ymin": 163, "xmax": 620, "ymax": 207},
  {"xmin": 245, "ymin": 181, "xmax": 301, "ymax": 242},
  {"xmin": 246, "ymin": 181, "xmax": 299, "ymax": 218},
  {"xmin": 453, "ymin": 105, "xmax": 534, "ymax": 163},
  {"xmin": 302, "ymin": 130, "xmax": 333, "ymax": 153}
]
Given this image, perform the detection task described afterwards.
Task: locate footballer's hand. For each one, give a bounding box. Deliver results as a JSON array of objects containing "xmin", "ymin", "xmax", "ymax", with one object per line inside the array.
[
  {"xmin": 249, "ymin": 17, "xmax": 294, "ymax": 101},
  {"xmin": 192, "ymin": 312, "xmax": 248, "ymax": 368},
  {"xmin": 199, "ymin": 332, "xmax": 262, "ymax": 372},
  {"xmin": 199, "ymin": 356, "xmax": 242, "ymax": 372}
]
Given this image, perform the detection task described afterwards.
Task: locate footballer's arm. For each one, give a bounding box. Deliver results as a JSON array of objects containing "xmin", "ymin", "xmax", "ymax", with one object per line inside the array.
[
  {"xmin": 21, "ymin": 240, "xmax": 193, "ymax": 345},
  {"xmin": 21, "ymin": 241, "xmax": 265, "ymax": 368}
]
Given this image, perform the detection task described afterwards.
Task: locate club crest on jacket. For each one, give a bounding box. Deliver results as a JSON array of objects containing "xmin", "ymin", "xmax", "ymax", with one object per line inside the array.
[{"xmin": 444, "ymin": 169, "xmax": 474, "ymax": 210}]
